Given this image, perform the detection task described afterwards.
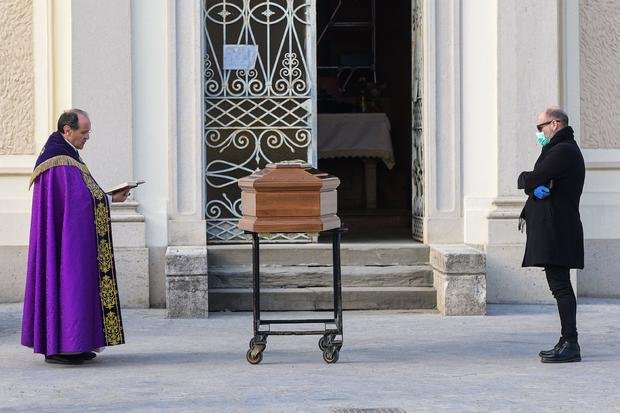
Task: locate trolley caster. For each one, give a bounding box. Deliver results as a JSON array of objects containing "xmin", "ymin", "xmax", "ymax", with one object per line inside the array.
[
  {"xmin": 249, "ymin": 335, "xmax": 267, "ymax": 349},
  {"xmin": 318, "ymin": 335, "xmax": 329, "ymax": 351},
  {"xmin": 322, "ymin": 347, "xmax": 339, "ymax": 364},
  {"xmin": 246, "ymin": 346, "xmax": 264, "ymax": 364},
  {"xmin": 319, "ymin": 334, "xmax": 336, "ymax": 351}
]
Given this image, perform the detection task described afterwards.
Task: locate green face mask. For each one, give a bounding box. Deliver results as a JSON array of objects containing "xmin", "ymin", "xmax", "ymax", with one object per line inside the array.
[{"xmin": 536, "ymin": 132, "xmax": 550, "ymax": 146}]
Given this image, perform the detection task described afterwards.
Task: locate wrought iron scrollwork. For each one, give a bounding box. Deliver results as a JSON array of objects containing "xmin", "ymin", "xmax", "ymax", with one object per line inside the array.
[
  {"xmin": 412, "ymin": 0, "xmax": 424, "ymax": 241},
  {"xmin": 203, "ymin": 0, "xmax": 315, "ymax": 242}
]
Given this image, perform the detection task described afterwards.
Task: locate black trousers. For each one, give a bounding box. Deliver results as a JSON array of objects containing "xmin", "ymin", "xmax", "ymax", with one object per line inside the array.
[{"xmin": 545, "ymin": 265, "xmax": 578, "ymax": 342}]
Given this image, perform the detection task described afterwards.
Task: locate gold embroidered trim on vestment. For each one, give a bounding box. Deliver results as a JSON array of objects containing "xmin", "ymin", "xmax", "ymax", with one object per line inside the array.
[
  {"xmin": 83, "ymin": 174, "xmax": 105, "ymax": 200},
  {"xmin": 103, "ymin": 312, "xmax": 123, "ymax": 345},
  {"xmin": 78, "ymin": 168, "xmax": 125, "ymax": 347},
  {"xmin": 100, "ymin": 275, "xmax": 117, "ymax": 310},
  {"xmin": 29, "ymin": 155, "xmax": 90, "ymax": 188},
  {"xmin": 94, "ymin": 203, "xmax": 110, "ymax": 237},
  {"xmin": 97, "ymin": 239, "xmax": 113, "ymax": 274}
]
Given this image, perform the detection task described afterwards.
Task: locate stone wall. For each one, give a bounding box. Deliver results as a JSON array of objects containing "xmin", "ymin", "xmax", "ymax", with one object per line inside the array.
[
  {"xmin": 577, "ymin": 1, "xmax": 620, "ymax": 297},
  {"xmin": 579, "ymin": 239, "xmax": 620, "ymax": 298},
  {"xmin": 580, "ymin": 0, "xmax": 620, "ymax": 148},
  {"xmin": 0, "ymin": 0, "xmax": 34, "ymax": 154}
]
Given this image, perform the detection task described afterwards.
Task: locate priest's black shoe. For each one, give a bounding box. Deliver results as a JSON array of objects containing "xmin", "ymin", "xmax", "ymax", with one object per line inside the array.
[
  {"xmin": 44, "ymin": 354, "xmax": 84, "ymax": 365},
  {"xmin": 79, "ymin": 352, "xmax": 97, "ymax": 360},
  {"xmin": 539, "ymin": 338, "xmax": 565, "ymax": 358},
  {"xmin": 541, "ymin": 341, "xmax": 581, "ymax": 363}
]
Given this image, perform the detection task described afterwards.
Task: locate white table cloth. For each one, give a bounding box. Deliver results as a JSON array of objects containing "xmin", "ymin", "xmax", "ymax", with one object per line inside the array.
[{"xmin": 317, "ymin": 113, "xmax": 395, "ymax": 169}]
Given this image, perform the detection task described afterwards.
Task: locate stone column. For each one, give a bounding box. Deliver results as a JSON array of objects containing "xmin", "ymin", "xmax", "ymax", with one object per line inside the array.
[
  {"xmin": 71, "ymin": 0, "xmax": 149, "ymax": 307},
  {"xmin": 131, "ymin": 0, "xmax": 170, "ymax": 307},
  {"xmin": 165, "ymin": 1, "xmax": 209, "ymax": 316},
  {"xmin": 422, "ymin": 0, "xmax": 463, "ymax": 243},
  {"xmin": 167, "ymin": 0, "xmax": 206, "ymax": 246},
  {"xmin": 486, "ymin": 0, "xmax": 575, "ymax": 303},
  {"xmin": 72, "ymin": 0, "xmax": 133, "ymax": 187}
]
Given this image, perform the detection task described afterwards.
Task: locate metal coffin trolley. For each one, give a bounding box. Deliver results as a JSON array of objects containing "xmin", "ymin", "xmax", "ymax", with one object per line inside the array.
[{"xmin": 238, "ymin": 162, "xmax": 344, "ymax": 364}]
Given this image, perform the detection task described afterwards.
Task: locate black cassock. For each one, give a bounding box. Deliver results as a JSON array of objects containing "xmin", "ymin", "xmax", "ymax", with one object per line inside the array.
[{"xmin": 517, "ymin": 126, "xmax": 585, "ymax": 269}]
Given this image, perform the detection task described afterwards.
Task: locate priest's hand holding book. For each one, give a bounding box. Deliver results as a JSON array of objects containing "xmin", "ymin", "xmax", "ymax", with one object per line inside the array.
[{"xmin": 104, "ymin": 180, "xmax": 146, "ymax": 203}]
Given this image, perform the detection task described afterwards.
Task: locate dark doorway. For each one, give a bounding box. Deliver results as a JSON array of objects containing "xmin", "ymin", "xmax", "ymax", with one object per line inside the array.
[{"xmin": 316, "ymin": 0, "xmax": 412, "ymax": 241}]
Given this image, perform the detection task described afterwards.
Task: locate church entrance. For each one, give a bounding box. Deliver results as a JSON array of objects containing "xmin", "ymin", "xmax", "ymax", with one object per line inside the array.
[
  {"xmin": 201, "ymin": 0, "xmax": 431, "ymax": 312},
  {"xmin": 315, "ymin": 0, "xmax": 420, "ymax": 241},
  {"xmin": 202, "ymin": 0, "xmax": 423, "ymax": 243}
]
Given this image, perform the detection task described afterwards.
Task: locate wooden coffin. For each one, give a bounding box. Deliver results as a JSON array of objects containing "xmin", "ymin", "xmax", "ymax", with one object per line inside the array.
[{"xmin": 238, "ymin": 161, "xmax": 340, "ymax": 233}]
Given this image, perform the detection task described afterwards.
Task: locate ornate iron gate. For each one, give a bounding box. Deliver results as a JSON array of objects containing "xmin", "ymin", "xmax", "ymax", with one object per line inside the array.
[
  {"xmin": 203, "ymin": 0, "xmax": 316, "ymax": 242},
  {"xmin": 411, "ymin": 0, "xmax": 424, "ymax": 241}
]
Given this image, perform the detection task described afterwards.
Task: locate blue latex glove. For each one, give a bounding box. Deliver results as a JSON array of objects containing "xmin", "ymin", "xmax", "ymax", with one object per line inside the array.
[{"xmin": 533, "ymin": 185, "xmax": 550, "ymax": 200}]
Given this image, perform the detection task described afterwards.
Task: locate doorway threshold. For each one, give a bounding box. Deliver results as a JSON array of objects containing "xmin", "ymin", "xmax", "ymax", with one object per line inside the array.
[{"xmin": 322, "ymin": 208, "xmax": 414, "ymax": 243}]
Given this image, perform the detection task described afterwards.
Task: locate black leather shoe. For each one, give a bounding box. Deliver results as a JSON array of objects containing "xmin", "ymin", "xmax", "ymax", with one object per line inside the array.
[
  {"xmin": 541, "ymin": 341, "xmax": 581, "ymax": 363},
  {"xmin": 44, "ymin": 355, "xmax": 84, "ymax": 365},
  {"xmin": 79, "ymin": 352, "xmax": 97, "ymax": 360},
  {"xmin": 539, "ymin": 338, "xmax": 565, "ymax": 358}
]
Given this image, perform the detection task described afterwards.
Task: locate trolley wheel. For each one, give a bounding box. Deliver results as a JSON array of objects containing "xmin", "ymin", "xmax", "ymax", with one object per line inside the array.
[
  {"xmin": 246, "ymin": 347, "xmax": 263, "ymax": 364},
  {"xmin": 322, "ymin": 347, "xmax": 339, "ymax": 364},
  {"xmin": 318, "ymin": 335, "xmax": 330, "ymax": 351}
]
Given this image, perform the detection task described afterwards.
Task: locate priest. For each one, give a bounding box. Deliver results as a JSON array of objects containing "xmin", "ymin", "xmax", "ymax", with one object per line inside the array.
[{"xmin": 21, "ymin": 109, "xmax": 130, "ymax": 365}]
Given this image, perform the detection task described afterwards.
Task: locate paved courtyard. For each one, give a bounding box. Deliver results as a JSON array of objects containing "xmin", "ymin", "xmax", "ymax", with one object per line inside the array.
[{"xmin": 1, "ymin": 299, "xmax": 619, "ymax": 412}]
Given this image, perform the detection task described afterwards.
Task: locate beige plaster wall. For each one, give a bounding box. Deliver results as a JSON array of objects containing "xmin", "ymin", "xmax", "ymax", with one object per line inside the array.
[
  {"xmin": 0, "ymin": 0, "xmax": 34, "ymax": 155},
  {"xmin": 580, "ymin": 0, "xmax": 620, "ymax": 148}
]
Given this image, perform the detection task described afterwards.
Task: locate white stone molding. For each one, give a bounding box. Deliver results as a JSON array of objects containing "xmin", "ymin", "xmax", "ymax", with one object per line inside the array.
[
  {"xmin": 167, "ymin": 0, "xmax": 206, "ymax": 246},
  {"xmin": 71, "ymin": 0, "xmax": 134, "ymax": 188},
  {"xmin": 460, "ymin": 0, "xmax": 498, "ymax": 246},
  {"xmin": 490, "ymin": 0, "xmax": 562, "ymax": 220},
  {"xmin": 562, "ymin": 0, "xmax": 580, "ymax": 141},
  {"xmin": 68, "ymin": 0, "xmax": 149, "ymax": 307},
  {"xmin": 51, "ymin": 1, "xmax": 71, "ymax": 122},
  {"xmin": 33, "ymin": 0, "xmax": 51, "ymax": 153},
  {"xmin": 496, "ymin": 0, "xmax": 561, "ymax": 200},
  {"xmin": 422, "ymin": 0, "xmax": 463, "ymax": 243},
  {"xmin": 487, "ymin": 197, "xmax": 527, "ymax": 245},
  {"xmin": 487, "ymin": 197, "xmax": 526, "ymax": 220},
  {"xmin": 486, "ymin": 0, "xmax": 563, "ymax": 304},
  {"xmin": 110, "ymin": 201, "xmax": 149, "ymax": 308}
]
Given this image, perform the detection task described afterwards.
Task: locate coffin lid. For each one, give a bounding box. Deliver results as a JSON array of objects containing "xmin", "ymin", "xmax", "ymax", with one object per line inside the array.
[{"xmin": 238, "ymin": 160, "xmax": 339, "ymax": 192}]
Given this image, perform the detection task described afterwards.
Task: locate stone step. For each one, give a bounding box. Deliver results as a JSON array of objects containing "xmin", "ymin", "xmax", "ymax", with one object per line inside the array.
[
  {"xmin": 209, "ymin": 264, "xmax": 433, "ymax": 288},
  {"xmin": 207, "ymin": 242, "xmax": 429, "ymax": 266},
  {"xmin": 209, "ymin": 287, "xmax": 437, "ymax": 311}
]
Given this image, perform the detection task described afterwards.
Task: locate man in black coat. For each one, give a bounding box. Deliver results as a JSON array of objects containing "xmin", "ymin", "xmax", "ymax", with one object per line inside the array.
[{"xmin": 518, "ymin": 107, "xmax": 585, "ymax": 363}]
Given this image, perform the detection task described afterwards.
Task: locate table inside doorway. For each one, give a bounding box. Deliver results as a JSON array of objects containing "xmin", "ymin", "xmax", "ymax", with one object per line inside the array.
[{"xmin": 317, "ymin": 113, "xmax": 394, "ymax": 209}]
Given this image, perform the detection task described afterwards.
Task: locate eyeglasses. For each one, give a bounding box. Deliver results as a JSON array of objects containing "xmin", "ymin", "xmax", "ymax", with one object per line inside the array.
[{"xmin": 536, "ymin": 119, "xmax": 557, "ymax": 132}]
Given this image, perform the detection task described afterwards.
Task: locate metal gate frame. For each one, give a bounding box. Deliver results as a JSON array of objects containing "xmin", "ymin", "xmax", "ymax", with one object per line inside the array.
[{"xmin": 203, "ymin": 0, "xmax": 317, "ymax": 243}]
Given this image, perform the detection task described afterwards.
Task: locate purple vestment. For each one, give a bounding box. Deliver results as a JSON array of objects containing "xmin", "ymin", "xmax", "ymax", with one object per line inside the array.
[{"xmin": 22, "ymin": 133, "xmax": 124, "ymax": 356}]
